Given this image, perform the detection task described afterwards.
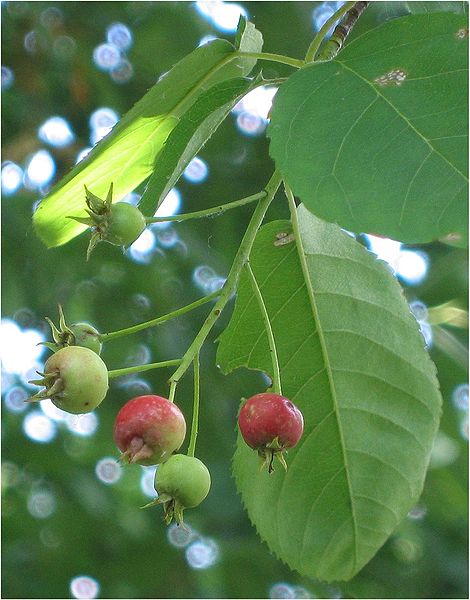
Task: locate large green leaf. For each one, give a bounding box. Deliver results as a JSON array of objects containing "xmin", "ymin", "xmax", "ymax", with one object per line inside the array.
[
  {"xmin": 217, "ymin": 206, "xmax": 442, "ymax": 581},
  {"xmin": 268, "ymin": 13, "xmax": 468, "ymax": 246},
  {"xmin": 33, "ymin": 20, "xmax": 262, "ymax": 248}
]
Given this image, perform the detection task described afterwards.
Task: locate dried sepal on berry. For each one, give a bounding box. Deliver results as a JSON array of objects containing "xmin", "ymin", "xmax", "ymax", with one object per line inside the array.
[{"xmin": 42, "ymin": 305, "xmax": 102, "ymax": 355}]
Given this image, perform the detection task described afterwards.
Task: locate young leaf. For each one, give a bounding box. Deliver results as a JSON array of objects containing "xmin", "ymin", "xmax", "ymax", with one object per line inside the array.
[
  {"xmin": 138, "ymin": 77, "xmax": 257, "ymax": 216},
  {"xmin": 138, "ymin": 17, "xmax": 263, "ymax": 216},
  {"xmin": 268, "ymin": 13, "xmax": 468, "ymax": 246},
  {"xmin": 33, "ymin": 25, "xmax": 262, "ymax": 248},
  {"xmin": 217, "ymin": 207, "xmax": 442, "ymax": 581}
]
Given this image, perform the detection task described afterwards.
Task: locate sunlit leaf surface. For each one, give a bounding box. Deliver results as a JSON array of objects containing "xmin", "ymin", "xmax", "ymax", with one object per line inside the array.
[{"xmin": 33, "ymin": 24, "xmax": 262, "ymax": 248}]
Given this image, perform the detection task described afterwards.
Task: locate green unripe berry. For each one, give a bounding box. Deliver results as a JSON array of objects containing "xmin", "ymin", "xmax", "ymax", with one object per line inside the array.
[
  {"xmin": 29, "ymin": 346, "xmax": 108, "ymax": 414},
  {"xmin": 106, "ymin": 202, "xmax": 146, "ymax": 247},
  {"xmin": 153, "ymin": 454, "xmax": 211, "ymax": 524},
  {"xmin": 68, "ymin": 322, "xmax": 102, "ymax": 355}
]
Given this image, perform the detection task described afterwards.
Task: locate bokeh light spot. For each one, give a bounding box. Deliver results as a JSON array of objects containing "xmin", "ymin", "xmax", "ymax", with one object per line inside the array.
[
  {"xmin": 38, "ymin": 116, "xmax": 75, "ymax": 148},
  {"xmin": 1, "ymin": 65, "xmax": 14, "ymax": 90},
  {"xmin": 167, "ymin": 522, "xmax": 196, "ymax": 547},
  {"xmin": 111, "ymin": 59, "xmax": 134, "ymax": 84},
  {"xmin": 66, "ymin": 413, "xmax": 99, "ymax": 437},
  {"xmin": 1, "ymin": 161, "xmax": 23, "ymax": 195},
  {"xmin": 93, "ymin": 43, "xmax": 121, "ymax": 71},
  {"xmin": 27, "ymin": 489, "xmax": 56, "ymax": 519},
  {"xmin": 106, "ymin": 22, "xmax": 133, "ymax": 50},
  {"xmin": 0, "ymin": 319, "xmax": 45, "ymax": 375},
  {"xmin": 452, "ymin": 383, "xmax": 468, "ymax": 411},
  {"xmin": 95, "ymin": 457, "xmax": 122, "ymax": 485},
  {"xmin": 395, "ymin": 250, "xmax": 429, "ymax": 285},
  {"xmin": 183, "ymin": 156, "xmax": 208, "ymax": 183},
  {"xmin": 140, "ymin": 466, "xmax": 157, "ymax": 498},
  {"xmin": 25, "ymin": 150, "xmax": 56, "ymax": 189},
  {"xmin": 151, "ymin": 188, "xmax": 182, "ymax": 229},
  {"xmin": 70, "ymin": 576, "xmax": 100, "ymax": 600},
  {"xmin": 128, "ymin": 229, "xmax": 157, "ymax": 264},
  {"xmin": 185, "ymin": 538, "xmax": 219, "ymax": 569},
  {"xmin": 4, "ymin": 385, "xmax": 29, "ymax": 413},
  {"xmin": 23, "ymin": 411, "xmax": 57, "ymax": 443},
  {"xmin": 269, "ymin": 582, "xmax": 295, "ymax": 599}
]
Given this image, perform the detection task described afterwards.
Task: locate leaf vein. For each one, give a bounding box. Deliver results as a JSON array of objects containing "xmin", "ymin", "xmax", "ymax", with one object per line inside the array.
[
  {"xmin": 342, "ymin": 406, "xmax": 427, "ymax": 452},
  {"xmin": 348, "ymin": 449, "xmax": 414, "ymax": 496}
]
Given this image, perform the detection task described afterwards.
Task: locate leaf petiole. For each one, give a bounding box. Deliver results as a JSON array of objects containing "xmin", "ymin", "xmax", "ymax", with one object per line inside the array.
[
  {"xmin": 245, "ymin": 262, "xmax": 282, "ymax": 396},
  {"xmin": 236, "ymin": 51, "xmax": 305, "ymax": 69},
  {"xmin": 145, "ymin": 191, "xmax": 267, "ymax": 224},
  {"xmin": 100, "ymin": 290, "xmax": 220, "ymax": 342}
]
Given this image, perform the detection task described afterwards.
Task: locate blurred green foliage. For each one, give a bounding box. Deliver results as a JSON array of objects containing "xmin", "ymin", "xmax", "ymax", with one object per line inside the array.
[{"xmin": 2, "ymin": 2, "xmax": 468, "ymax": 599}]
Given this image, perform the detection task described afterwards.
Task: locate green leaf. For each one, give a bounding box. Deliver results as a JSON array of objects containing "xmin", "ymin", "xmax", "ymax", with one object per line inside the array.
[
  {"xmin": 268, "ymin": 13, "xmax": 468, "ymax": 246},
  {"xmin": 33, "ymin": 26, "xmax": 262, "ymax": 248},
  {"xmin": 406, "ymin": 1, "xmax": 468, "ymax": 14},
  {"xmin": 138, "ymin": 77, "xmax": 256, "ymax": 216},
  {"xmin": 217, "ymin": 206, "xmax": 442, "ymax": 581},
  {"xmin": 138, "ymin": 18, "xmax": 263, "ymax": 216},
  {"xmin": 235, "ymin": 15, "xmax": 264, "ymax": 68}
]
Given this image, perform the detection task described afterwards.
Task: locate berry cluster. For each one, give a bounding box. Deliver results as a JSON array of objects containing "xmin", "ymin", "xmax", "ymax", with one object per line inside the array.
[{"xmin": 28, "ymin": 185, "xmax": 305, "ymax": 525}]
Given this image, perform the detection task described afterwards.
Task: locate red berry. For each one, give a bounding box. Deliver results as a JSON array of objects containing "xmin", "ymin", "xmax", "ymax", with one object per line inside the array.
[
  {"xmin": 238, "ymin": 393, "xmax": 304, "ymax": 472},
  {"xmin": 114, "ymin": 395, "xmax": 186, "ymax": 466}
]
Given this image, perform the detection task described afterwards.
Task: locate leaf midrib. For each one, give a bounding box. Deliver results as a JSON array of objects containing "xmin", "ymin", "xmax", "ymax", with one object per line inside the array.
[
  {"xmin": 337, "ymin": 60, "xmax": 469, "ymax": 182},
  {"xmin": 289, "ymin": 203, "xmax": 359, "ymax": 576}
]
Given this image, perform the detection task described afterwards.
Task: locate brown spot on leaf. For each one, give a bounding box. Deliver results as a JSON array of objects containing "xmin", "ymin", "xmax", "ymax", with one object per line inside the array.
[{"xmin": 456, "ymin": 27, "xmax": 468, "ymax": 39}]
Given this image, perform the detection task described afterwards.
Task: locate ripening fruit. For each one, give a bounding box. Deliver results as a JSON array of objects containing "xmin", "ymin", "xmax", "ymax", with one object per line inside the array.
[
  {"xmin": 238, "ymin": 393, "xmax": 304, "ymax": 472},
  {"xmin": 153, "ymin": 454, "xmax": 211, "ymax": 524},
  {"xmin": 28, "ymin": 346, "xmax": 109, "ymax": 414},
  {"xmin": 106, "ymin": 202, "xmax": 146, "ymax": 247},
  {"xmin": 113, "ymin": 395, "xmax": 186, "ymax": 466}
]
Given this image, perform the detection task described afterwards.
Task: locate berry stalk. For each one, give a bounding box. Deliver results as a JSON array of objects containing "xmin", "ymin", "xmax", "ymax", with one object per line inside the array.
[
  {"xmin": 145, "ymin": 190, "xmax": 267, "ymax": 224},
  {"xmin": 100, "ymin": 291, "xmax": 220, "ymax": 342},
  {"xmin": 168, "ymin": 170, "xmax": 283, "ymax": 391},
  {"xmin": 187, "ymin": 352, "xmax": 200, "ymax": 458},
  {"xmin": 107, "ymin": 359, "xmax": 182, "ymax": 380}
]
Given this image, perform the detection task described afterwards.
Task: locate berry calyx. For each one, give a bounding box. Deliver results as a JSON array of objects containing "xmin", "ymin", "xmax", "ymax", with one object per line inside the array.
[
  {"xmin": 28, "ymin": 346, "xmax": 109, "ymax": 414},
  {"xmin": 113, "ymin": 395, "xmax": 186, "ymax": 466},
  {"xmin": 145, "ymin": 454, "xmax": 211, "ymax": 525},
  {"xmin": 238, "ymin": 393, "xmax": 304, "ymax": 473},
  {"xmin": 68, "ymin": 183, "xmax": 146, "ymax": 259},
  {"xmin": 44, "ymin": 305, "xmax": 102, "ymax": 355}
]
